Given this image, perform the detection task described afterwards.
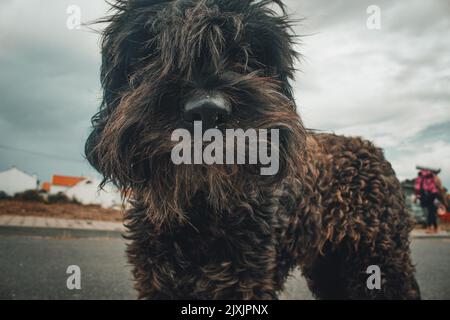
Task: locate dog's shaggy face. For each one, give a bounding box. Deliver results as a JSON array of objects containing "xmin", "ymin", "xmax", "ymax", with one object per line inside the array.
[{"xmin": 86, "ymin": 0, "xmax": 306, "ymax": 227}]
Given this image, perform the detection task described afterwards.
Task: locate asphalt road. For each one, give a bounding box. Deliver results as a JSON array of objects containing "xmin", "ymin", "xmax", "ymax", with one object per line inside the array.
[{"xmin": 0, "ymin": 228, "xmax": 449, "ymax": 300}]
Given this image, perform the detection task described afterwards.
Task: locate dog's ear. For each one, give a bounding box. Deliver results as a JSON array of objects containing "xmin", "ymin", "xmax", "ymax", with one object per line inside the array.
[
  {"xmin": 85, "ymin": 126, "xmax": 101, "ymax": 173},
  {"xmin": 85, "ymin": 108, "xmax": 110, "ymax": 174},
  {"xmin": 99, "ymin": 0, "xmax": 174, "ymax": 107},
  {"xmin": 86, "ymin": 0, "xmax": 170, "ymax": 175},
  {"xmin": 246, "ymin": 2, "xmax": 297, "ymax": 100}
]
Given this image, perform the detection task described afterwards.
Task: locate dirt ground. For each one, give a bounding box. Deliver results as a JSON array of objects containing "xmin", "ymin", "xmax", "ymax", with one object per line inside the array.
[
  {"xmin": 1, "ymin": 199, "xmax": 449, "ymax": 231},
  {"xmin": 0, "ymin": 200, "xmax": 123, "ymax": 222}
]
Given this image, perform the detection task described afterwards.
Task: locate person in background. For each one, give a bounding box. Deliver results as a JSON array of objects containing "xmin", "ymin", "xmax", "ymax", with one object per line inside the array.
[{"xmin": 414, "ymin": 168, "xmax": 443, "ymax": 234}]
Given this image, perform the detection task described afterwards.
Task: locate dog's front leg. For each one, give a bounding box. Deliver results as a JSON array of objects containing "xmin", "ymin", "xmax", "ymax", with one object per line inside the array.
[
  {"xmin": 127, "ymin": 237, "xmax": 279, "ymax": 299},
  {"xmin": 125, "ymin": 205, "xmax": 280, "ymax": 300}
]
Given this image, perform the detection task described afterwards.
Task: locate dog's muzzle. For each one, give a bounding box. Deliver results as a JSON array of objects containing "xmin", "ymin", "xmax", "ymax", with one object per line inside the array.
[{"xmin": 183, "ymin": 93, "xmax": 231, "ymax": 130}]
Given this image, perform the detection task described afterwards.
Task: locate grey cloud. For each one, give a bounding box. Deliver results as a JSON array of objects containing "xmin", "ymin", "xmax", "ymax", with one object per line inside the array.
[
  {"xmin": 0, "ymin": 0, "xmax": 106, "ymax": 181},
  {"xmin": 410, "ymin": 122, "xmax": 450, "ymax": 144},
  {"xmin": 285, "ymin": 0, "xmax": 450, "ymax": 187}
]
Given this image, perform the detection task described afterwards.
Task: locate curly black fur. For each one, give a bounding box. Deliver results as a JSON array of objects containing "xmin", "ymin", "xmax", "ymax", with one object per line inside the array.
[{"xmin": 86, "ymin": 0, "xmax": 421, "ymax": 299}]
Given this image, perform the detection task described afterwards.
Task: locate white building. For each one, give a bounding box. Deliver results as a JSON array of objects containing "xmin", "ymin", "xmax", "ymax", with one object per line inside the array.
[
  {"xmin": 0, "ymin": 167, "xmax": 38, "ymax": 196},
  {"xmin": 64, "ymin": 178, "xmax": 122, "ymax": 209}
]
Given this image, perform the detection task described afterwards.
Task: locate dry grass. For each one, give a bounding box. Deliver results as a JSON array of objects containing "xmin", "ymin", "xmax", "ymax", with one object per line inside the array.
[{"xmin": 0, "ymin": 200, "xmax": 124, "ymax": 222}]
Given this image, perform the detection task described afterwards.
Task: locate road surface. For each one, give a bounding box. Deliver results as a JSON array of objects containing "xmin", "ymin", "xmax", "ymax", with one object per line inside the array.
[{"xmin": 0, "ymin": 227, "xmax": 449, "ymax": 299}]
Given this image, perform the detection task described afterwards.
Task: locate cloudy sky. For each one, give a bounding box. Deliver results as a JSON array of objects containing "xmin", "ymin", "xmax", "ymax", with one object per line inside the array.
[{"xmin": 0, "ymin": 0, "xmax": 449, "ymax": 188}]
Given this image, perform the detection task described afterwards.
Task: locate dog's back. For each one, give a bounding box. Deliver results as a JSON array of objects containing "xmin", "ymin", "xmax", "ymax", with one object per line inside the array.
[{"xmin": 295, "ymin": 132, "xmax": 420, "ymax": 299}]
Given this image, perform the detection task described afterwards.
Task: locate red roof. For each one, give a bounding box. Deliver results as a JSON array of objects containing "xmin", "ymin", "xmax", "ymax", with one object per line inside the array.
[
  {"xmin": 41, "ymin": 182, "xmax": 51, "ymax": 191},
  {"xmin": 51, "ymin": 175, "xmax": 85, "ymax": 187}
]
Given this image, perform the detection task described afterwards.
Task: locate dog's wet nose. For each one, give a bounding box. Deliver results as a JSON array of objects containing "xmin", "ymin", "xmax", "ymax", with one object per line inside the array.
[{"xmin": 183, "ymin": 94, "xmax": 231, "ymax": 130}]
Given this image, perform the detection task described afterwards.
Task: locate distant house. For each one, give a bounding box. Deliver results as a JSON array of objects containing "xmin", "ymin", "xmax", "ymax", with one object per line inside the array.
[
  {"xmin": 0, "ymin": 167, "xmax": 38, "ymax": 196},
  {"xmin": 65, "ymin": 178, "xmax": 122, "ymax": 209},
  {"xmin": 41, "ymin": 181, "xmax": 51, "ymax": 192},
  {"xmin": 49, "ymin": 175, "xmax": 85, "ymax": 194},
  {"xmin": 41, "ymin": 174, "xmax": 122, "ymax": 208}
]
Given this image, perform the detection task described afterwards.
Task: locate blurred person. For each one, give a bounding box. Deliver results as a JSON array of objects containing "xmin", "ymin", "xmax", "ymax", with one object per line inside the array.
[{"xmin": 414, "ymin": 168, "xmax": 443, "ymax": 233}]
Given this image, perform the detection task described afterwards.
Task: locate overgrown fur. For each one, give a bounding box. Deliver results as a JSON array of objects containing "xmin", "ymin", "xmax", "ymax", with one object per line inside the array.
[{"xmin": 86, "ymin": 0, "xmax": 420, "ymax": 299}]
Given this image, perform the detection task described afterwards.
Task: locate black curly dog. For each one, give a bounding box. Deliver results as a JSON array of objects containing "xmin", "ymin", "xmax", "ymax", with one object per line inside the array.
[{"xmin": 85, "ymin": 0, "xmax": 421, "ymax": 299}]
